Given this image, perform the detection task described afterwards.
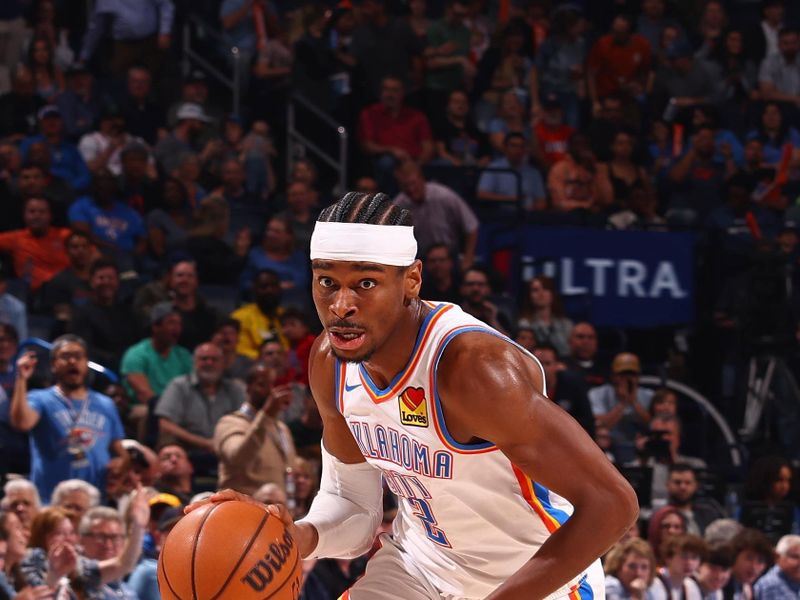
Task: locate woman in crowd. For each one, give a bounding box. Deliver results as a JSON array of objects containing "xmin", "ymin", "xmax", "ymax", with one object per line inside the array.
[
  {"xmin": 486, "ymin": 90, "xmax": 531, "ymax": 155},
  {"xmin": 604, "ymin": 538, "xmax": 658, "ymax": 600},
  {"xmin": 740, "ymin": 455, "xmax": 798, "ymax": 539},
  {"xmin": 707, "ymin": 29, "xmax": 758, "ymax": 134},
  {"xmin": 598, "ymin": 129, "xmax": 650, "ymax": 207},
  {"xmin": 647, "ymin": 507, "xmax": 688, "ymax": 565},
  {"xmin": 25, "ymin": 35, "xmax": 64, "ymax": 102},
  {"xmin": 516, "ymin": 275, "xmax": 574, "ymax": 357},
  {"xmin": 746, "ymin": 102, "xmax": 800, "ymax": 167}
]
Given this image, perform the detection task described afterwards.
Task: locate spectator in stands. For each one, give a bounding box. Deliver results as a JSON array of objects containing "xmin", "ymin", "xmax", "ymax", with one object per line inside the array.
[
  {"xmin": 0, "ymin": 66, "xmax": 43, "ymax": 140},
  {"xmin": 351, "ymin": 0, "xmax": 422, "ymax": 99},
  {"xmin": 651, "ymin": 40, "xmax": 718, "ymax": 120},
  {"xmin": 51, "ymin": 479, "xmax": 100, "ymax": 533},
  {"xmin": 667, "ymin": 125, "xmax": 732, "ymax": 225},
  {"xmin": 211, "ymin": 318, "xmax": 252, "ymax": 382},
  {"xmin": 214, "ymin": 363, "xmax": 296, "ymax": 495},
  {"xmin": 514, "ymin": 326, "xmax": 536, "ymax": 353},
  {"xmin": 423, "ymin": 0, "xmax": 472, "ymax": 112},
  {"xmin": 394, "ymin": 161, "xmax": 478, "ymax": 268},
  {"xmin": 20, "ymin": 105, "xmax": 90, "ymax": 191},
  {"xmin": 486, "ymin": 90, "xmax": 530, "ymax": 156},
  {"xmin": 753, "ymin": 534, "xmax": 800, "ymax": 599},
  {"xmin": 68, "ymin": 168, "xmax": 147, "ymax": 271},
  {"xmin": 758, "ymin": 27, "xmax": 800, "ymax": 106},
  {"xmin": 119, "ymin": 142, "xmax": 159, "ymax": 215},
  {"xmin": 1, "ymin": 479, "xmax": 40, "ymax": 531},
  {"xmin": 532, "ymin": 93, "xmax": 576, "ymax": 169},
  {"xmin": 128, "ymin": 506, "xmax": 182, "ymax": 600},
  {"xmin": 20, "ymin": 494, "xmax": 148, "ymax": 597},
  {"xmin": 167, "ymin": 71, "xmax": 220, "ymax": 131},
  {"xmin": 277, "ymin": 180, "xmax": 318, "ymax": 254},
  {"xmin": 648, "ymin": 506, "xmax": 688, "ymax": 563},
  {"xmin": 420, "ymin": 244, "xmax": 460, "ymax": 303},
  {"xmin": 649, "ymin": 388, "xmax": 678, "ymax": 419},
  {"xmin": 9, "ymin": 336, "xmax": 129, "ymax": 503},
  {"xmin": 154, "ymin": 444, "xmax": 193, "ymax": 502},
  {"xmin": 741, "ymin": 455, "xmax": 798, "ymax": 539},
  {"xmin": 0, "ymin": 196, "xmax": 70, "ymax": 293},
  {"xmin": 78, "ymin": 109, "xmax": 152, "ymax": 177},
  {"xmin": 548, "ymin": 133, "xmax": 613, "ymax": 214},
  {"xmin": 291, "ymin": 5, "xmax": 342, "ymax": 112},
  {"xmin": 232, "ymin": 269, "xmax": 287, "ymax": 358},
  {"xmin": 39, "ymin": 230, "xmax": 94, "ymax": 319},
  {"xmin": 589, "ymin": 352, "xmax": 653, "ymax": 464},
  {"xmin": 78, "ymin": 506, "xmax": 139, "ymax": 599},
  {"xmin": 14, "ymin": 152, "xmax": 74, "ymax": 226},
  {"xmin": 459, "ymin": 266, "xmax": 512, "ymax": 335},
  {"xmin": 240, "ymin": 216, "xmax": 308, "ymax": 297},
  {"xmin": 603, "ymin": 538, "xmax": 657, "ymax": 600},
  {"xmin": 533, "ymin": 344, "xmax": 595, "ymax": 436},
  {"xmin": 79, "ymin": 0, "xmax": 175, "ymax": 76},
  {"xmin": 121, "ymin": 302, "xmax": 193, "ymax": 407},
  {"xmin": 172, "ymin": 152, "xmax": 207, "ymax": 209},
  {"xmin": 746, "ymin": 102, "xmax": 800, "ymax": 167},
  {"xmin": 636, "ymin": 0, "xmax": 684, "ymax": 55},
  {"xmin": 532, "ymin": 9, "xmax": 585, "ymax": 129},
  {"xmin": 666, "ymin": 464, "xmax": 724, "ymax": 535},
  {"xmin": 0, "ymin": 323, "xmax": 18, "ymax": 394},
  {"xmin": 210, "ymin": 157, "xmax": 263, "ymax": 235},
  {"xmin": 25, "ymin": 35, "xmax": 64, "ymax": 103},
  {"xmin": 707, "ymin": 30, "xmax": 759, "ymax": 133},
  {"xmin": 279, "ymin": 308, "xmax": 314, "ymax": 385},
  {"xmin": 587, "ymin": 13, "xmax": 652, "ymax": 115},
  {"xmin": 155, "ymin": 342, "xmax": 245, "ymax": 456},
  {"xmin": 597, "ymin": 130, "xmax": 650, "ymax": 207},
  {"xmin": 608, "ymin": 187, "xmax": 667, "ymax": 231},
  {"xmin": 650, "ymin": 534, "xmax": 707, "ymax": 599},
  {"xmin": 56, "ymin": 65, "xmax": 101, "ymax": 142},
  {"xmin": 434, "ymin": 89, "xmax": 491, "ymax": 167},
  {"xmin": 478, "ymin": 132, "xmax": 547, "ymax": 212},
  {"xmin": 287, "ymin": 389, "xmax": 323, "ymax": 460},
  {"xmin": 517, "ymin": 276, "xmax": 574, "ymax": 357},
  {"xmin": 359, "ymin": 76, "xmax": 434, "ymax": 193},
  {"xmin": 0, "ymin": 508, "xmax": 33, "ymax": 594},
  {"xmin": 154, "ymin": 103, "xmax": 216, "ymax": 177},
  {"xmin": 723, "ymin": 528, "xmax": 773, "ymax": 600},
  {"xmin": 0, "ymin": 268, "xmax": 26, "ymax": 341},
  {"xmin": 146, "ymin": 176, "xmax": 191, "ymax": 259},
  {"xmin": 563, "ymin": 321, "xmax": 607, "ymax": 388},
  {"xmin": 117, "ymin": 66, "xmax": 163, "ymax": 146},
  {"xmin": 686, "ymin": 546, "xmax": 734, "ymax": 599},
  {"xmin": 164, "ymin": 259, "xmax": 221, "ymax": 351},
  {"xmin": 69, "ymin": 258, "xmax": 139, "ymax": 371}
]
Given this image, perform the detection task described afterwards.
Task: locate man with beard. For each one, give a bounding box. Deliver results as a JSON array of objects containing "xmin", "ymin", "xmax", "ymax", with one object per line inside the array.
[
  {"xmin": 666, "ymin": 464, "xmax": 725, "ymax": 535},
  {"xmin": 154, "ymin": 343, "xmax": 244, "ymax": 458},
  {"xmin": 458, "ymin": 266, "xmax": 512, "ymax": 335},
  {"xmin": 213, "ymin": 363, "xmax": 296, "ymax": 495},
  {"xmin": 8, "ymin": 334, "xmax": 129, "ymax": 503},
  {"xmin": 759, "ymin": 27, "xmax": 800, "ymax": 107},
  {"xmin": 231, "ymin": 269, "xmax": 288, "ymax": 358}
]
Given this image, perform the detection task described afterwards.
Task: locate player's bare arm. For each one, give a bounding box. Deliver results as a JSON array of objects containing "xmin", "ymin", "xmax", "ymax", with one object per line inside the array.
[{"xmin": 437, "ymin": 332, "xmax": 639, "ymax": 600}]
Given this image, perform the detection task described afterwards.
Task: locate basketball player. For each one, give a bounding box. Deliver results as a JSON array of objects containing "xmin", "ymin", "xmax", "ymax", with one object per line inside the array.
[{"xmin": 190, "ymin": 193, "xmax": 638, "ymax": 599}]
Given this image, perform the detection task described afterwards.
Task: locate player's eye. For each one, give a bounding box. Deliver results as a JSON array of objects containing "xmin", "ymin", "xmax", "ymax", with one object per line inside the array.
[
  {"xmin": 318, "ymin": 277, "xmax": 334, "ymax": 288},
  {"xmin": 359, "ymin": 280, "xmax": 377, "ymax": 290}
]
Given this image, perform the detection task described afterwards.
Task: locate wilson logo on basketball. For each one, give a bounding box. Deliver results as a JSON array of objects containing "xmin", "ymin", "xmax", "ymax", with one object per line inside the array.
[
  {"xmin": 241, "ymin": 530, "xmax": 296, "ymax": 592},
  {"xmin": 399, "ymin": 387, "xmax": 428, "ymax": 428}
]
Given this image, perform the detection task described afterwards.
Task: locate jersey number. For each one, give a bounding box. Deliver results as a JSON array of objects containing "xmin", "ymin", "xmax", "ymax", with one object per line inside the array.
[{"xmin": 408, "ymin": 497, "xmax": 451, "ymax": 547}]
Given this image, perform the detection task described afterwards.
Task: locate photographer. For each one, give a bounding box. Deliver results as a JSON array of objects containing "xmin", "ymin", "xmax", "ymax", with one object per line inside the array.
[{"xmin": 589, "ymin": 352, "xmax": 653, "ymax": 463}]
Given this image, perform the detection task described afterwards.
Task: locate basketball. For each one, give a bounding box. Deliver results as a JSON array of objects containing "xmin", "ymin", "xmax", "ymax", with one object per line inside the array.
[{"xmin": 157, "ymin": 500, "xmax": 302, "ymax": 600}]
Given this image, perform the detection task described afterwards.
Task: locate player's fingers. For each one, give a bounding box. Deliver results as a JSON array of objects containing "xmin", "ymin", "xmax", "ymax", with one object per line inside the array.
[
  {"xmin": 265, "ymin": 503, "xmax": 293, "ymax": 527},
  {"xmin": 184, "ymin": 489, "xmax": 249, "ymax": 513}
]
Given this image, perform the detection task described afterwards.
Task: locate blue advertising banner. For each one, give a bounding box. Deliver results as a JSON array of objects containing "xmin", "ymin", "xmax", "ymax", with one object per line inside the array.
[{"xmin": 483, "ymin": 226, "xmax": 695, "ymax": 327}]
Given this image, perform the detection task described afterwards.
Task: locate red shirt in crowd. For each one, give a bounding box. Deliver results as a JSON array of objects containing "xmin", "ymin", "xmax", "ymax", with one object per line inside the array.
[
  {"xmin": 535, "ymin": 121, "xmax": 575, "ymax": 166},
  {"xmin": 587, "ymin": 34, "xmax": 651, "ymax": 99},
  {"xmin": 358, "ymin": 103, "xmax": 433, "ymax": 160},
  {"xmin": 0, "ymin": 227, "xmax": 71, "ymax": 291}
]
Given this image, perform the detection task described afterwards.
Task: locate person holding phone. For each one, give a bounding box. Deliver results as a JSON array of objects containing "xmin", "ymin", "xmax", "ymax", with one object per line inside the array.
[{"xmin": 588, "ymin": 352, "xmax": 653, "ymax": 464}]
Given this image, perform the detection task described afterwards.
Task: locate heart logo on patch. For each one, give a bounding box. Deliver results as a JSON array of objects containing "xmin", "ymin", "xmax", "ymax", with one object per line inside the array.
[{"xmin": 401, "ymin": 387, "xmax": 425, "ymax": 411}]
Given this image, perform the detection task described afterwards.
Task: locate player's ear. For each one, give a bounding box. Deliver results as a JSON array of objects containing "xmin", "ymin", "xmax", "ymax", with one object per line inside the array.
[{"xmin": 402, "ymin": 260, "xmax": 422, "ymax": 302}]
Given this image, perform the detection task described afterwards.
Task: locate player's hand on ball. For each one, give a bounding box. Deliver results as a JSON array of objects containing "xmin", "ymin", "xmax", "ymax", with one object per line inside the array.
[{"xmin": 184, "ymin": 488, "xmax": 263, "ymax": 513}]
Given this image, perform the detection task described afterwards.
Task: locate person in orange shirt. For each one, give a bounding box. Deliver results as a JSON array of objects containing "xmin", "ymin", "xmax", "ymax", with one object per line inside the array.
[
  {"xmin": 0, "ymin": 196, "xmax": 70, "ymax": 292},
  {"xmin": 586, "ymin": 14, "xmax": 652, "ymax": 116}
]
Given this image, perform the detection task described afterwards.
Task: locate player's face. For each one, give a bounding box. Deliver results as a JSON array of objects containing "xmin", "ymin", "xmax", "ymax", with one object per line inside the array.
[
  {"xmin": 733, "ymin": 549, "xmax": 767, "ymax": 584},
  {"xmin": 312, "ymin": 259, "xmax": 422, "ymax": 363},
  {"xmin": 52, "ymin": 342, "xmax": 89, "ymax": 389}
]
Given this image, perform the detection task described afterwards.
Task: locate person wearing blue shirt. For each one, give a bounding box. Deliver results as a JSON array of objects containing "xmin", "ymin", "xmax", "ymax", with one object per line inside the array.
[
  {"xmin": 8, "ymin": 334, "xmax": 130, "ymax": 504},
  {"xmin": 68, "ymin": 168, "xmax": 146, "ymax": 272},
  {"xmin": 477, "ymin": 132, "xmax": 547, "ymax": 212},
  {"xmin": 20, "ymin": 106, "xmax": 91, "ymax": 191},
  {"xmin": 746, "ymin": 101, "xmax": 800, "ymax": 166},
  {"xmin": 752, "ymin": 535, "xmax": 800, "ymax": 600}
]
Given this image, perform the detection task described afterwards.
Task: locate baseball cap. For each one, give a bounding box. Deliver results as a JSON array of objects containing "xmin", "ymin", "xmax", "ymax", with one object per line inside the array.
[
  {"xmin": 37, "ymin": 105, "xmax": 61, "ymax": 120},
  {"xmin": 612, "ymin": 352, "xmax": 641, "ymax": 374},
  {"xmin": 148, "ymin": 492, "xmax": 183, "ymax": 509},
  {"xmin": 175, "ymin": 102, "xmax": 211, "ymax": 123},
  {"xmin": 157, "ymin": 506, "xmax": 185, "ymax": 531},
  {"xmin": 150, "ymin": 302, "xmax": 179, "ymax": 326}
]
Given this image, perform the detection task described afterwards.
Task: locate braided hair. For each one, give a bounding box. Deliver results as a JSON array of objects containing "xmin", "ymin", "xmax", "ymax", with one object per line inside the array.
[{"xmin": 317, "ymin": 191, "xmax": 412, "ymax": 226}]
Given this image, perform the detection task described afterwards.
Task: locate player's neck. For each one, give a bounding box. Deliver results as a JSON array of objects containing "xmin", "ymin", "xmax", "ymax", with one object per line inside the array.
[{"xmin": 361, "ymin": 299, "xmax": 429, "ymax": 389}]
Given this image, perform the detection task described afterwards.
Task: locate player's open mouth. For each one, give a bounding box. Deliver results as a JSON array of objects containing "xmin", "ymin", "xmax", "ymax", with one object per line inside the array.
[{"xmin": 328, "ymin": 330, "xmax": 366, "ymax": 351}]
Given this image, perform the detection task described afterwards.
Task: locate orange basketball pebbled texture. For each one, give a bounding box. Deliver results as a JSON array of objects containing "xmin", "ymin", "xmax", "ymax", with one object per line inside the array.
[{"xmin": 158, "ymin": 500, "xmax": 302, "ymax": 600}]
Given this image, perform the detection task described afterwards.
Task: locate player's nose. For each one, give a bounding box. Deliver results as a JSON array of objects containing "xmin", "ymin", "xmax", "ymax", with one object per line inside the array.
[{"xmin": 329, "ymin": 288, "xmax": 358, "ymax": 319}]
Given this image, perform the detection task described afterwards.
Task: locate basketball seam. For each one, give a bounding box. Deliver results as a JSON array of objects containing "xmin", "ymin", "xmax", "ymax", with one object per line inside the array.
[
  {"xmin": 209, "ymin": 508, "xmax": 270, "ymax": 600},
  {"xmin": 261, "ymin": 545, "xmax": 301, "ymax": 600},
  {"xmin": 191, "ymin": 503, "xmax": 221, "ymax": 600},
  {"xmin": 160, "ymin": 545, "xmax": 183, "ymax": 600}
]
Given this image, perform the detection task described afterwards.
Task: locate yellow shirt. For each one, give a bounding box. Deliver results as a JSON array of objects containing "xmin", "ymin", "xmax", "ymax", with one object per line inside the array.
[{"xmin": 230, "ymin": 303, "xmax": 287, "ymax": 359}]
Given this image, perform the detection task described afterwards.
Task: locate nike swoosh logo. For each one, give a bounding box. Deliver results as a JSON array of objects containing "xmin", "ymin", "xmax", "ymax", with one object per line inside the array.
[{"xmin": 344, "ymin": 382, "xmax": 363, "ymax": 392}]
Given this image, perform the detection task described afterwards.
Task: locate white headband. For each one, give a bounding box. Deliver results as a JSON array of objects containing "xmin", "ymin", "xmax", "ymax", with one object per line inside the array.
[{"xmin": 310, "ymin": 221, "xmax": 417, "ymax": 267}]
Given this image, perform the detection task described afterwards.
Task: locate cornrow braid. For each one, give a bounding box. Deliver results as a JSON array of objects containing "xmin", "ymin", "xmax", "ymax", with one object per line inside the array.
[{"xmin": 318, "ymin": 192, "xmax": 413, "ymax": 226}]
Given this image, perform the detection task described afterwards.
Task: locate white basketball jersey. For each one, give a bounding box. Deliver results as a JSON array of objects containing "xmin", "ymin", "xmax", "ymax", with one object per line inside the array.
[{"xmin": 335, "ymin": 302, "xmax": 597, "ymax": 600}]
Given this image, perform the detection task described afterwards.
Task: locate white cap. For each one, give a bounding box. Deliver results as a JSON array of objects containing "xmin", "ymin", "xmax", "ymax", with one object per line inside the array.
[{"xmin": 176, "ymin": 102, "xmax": 211, "ymax": 123}]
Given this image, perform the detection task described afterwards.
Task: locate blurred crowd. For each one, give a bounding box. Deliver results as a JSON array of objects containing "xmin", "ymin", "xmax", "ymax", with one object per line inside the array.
[{"xmin": 0, "ymin": 0, "xmax": 800, "ymax": 598}]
